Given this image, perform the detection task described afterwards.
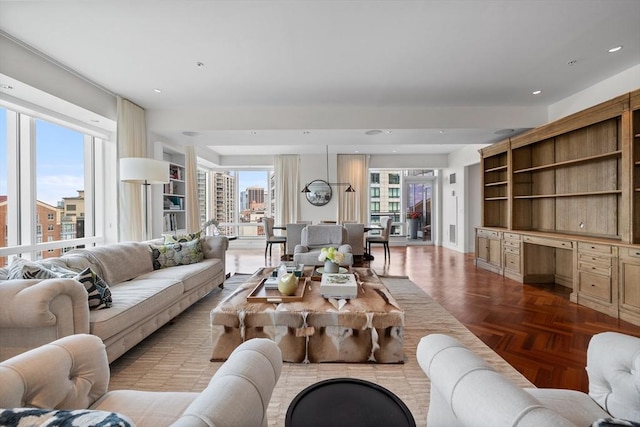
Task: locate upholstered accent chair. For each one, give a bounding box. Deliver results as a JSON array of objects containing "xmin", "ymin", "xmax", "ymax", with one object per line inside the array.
[
  {"xmin": 262, "ymin": 217, "xmax": 286, "ymax": 258},
  {"xmin": 0, "ymin": 334, "xmax": 283, "ymax": 427},
  {"xmin": 366, "ymin": 216, "xmax": 392, "ymax": 262},
  {"xmin": 344, "ymin": 223, "xmax": 365, "ymax": 259},
  {"xmin": 285, "ymin": 223, "xmax": 308, "ymax": 260},
  {"xmin": 417, "ymin": 332, "xmax": 640, "ymax": 427},
  {"xmin": 293, "ymin": 225, "xmax": 354, "ymax": 267}
]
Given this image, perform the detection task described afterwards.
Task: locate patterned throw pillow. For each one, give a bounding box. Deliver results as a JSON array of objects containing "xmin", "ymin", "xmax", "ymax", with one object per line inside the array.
[
  {"xmin": 74, "ymin": 267, "xmax": 113, "ymax": 310},
  {"xmin": 163, "ymin": 231, "xmax": 201, "ymax": 244},
  {"xmin": 0, "ymin": 408, "xmax": 135, "ymax": 427},
  {"xmin": 7, "ymin": 258, "xmax": 58, "ymax": 280},
  {"xmin": 149, "ymin": 239, "xmax": 204, "ymax": 270}
]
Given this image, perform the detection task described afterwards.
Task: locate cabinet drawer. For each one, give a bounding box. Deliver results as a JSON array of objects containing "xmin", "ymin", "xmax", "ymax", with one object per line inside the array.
[
  {"xmin": 504, "ymin": 253, "xmax": 520, "ymax": 272},
  {"xmin": 577, "ymin": 242, "xmax": 612, "ymax": 254},
  {"xmin": 578, "ymin": 253, "xmax": 612, "ymax": 267},
  {"xmin": 578, "ymin": 261, "xmax": 611, "ymax": 276},
  {"xmin": 504, "ymin": 233, "xmax": 521, "ymax": 241},
  {"xmin": 579, "ymin": 272, "xmax": 611, "ymax": 301},
  {"xmin": 477, "ymin": 229, "xmax": 501, "ymax": 239},
  {"xmin": 620, "ymin": 247, "xmax": 640, "ymax": 260},
  {"xmin": 503, "ymin": 240, "xmax": 520, "ymax": 249},
  {"xmin": 504, "ymin": 247, "xmax": 520, "ymax": 255},
  {"xmin": 523, "ymin": 235, "xmax": 574, "ymax": 250}
]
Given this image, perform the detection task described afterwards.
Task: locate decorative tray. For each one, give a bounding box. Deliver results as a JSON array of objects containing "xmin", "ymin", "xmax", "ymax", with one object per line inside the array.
[{"xmin": 247, "ymin": 277, "xmax": 308, "ymax": 303}]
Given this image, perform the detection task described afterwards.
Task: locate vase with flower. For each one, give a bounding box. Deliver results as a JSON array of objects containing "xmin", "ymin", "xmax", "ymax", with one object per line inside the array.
[
  {"xmin": 318, "ymin": 247, "xmax": 345, "ymax": 273},
  {"xmin": 408, "ymin": 211, "xmax": 422, "ymax": 239}
]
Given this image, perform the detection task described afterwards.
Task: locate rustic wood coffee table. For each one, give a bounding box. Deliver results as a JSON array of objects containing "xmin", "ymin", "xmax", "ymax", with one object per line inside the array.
[{"xmin": 210, "ymin": 267, "xmax": 405, "ymax": 363}]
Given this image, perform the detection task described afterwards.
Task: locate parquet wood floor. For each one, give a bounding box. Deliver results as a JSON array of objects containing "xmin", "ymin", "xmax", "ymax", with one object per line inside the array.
[{"xmin": 228, "ymin": 244, "xmax": 640, "ymax": 393}]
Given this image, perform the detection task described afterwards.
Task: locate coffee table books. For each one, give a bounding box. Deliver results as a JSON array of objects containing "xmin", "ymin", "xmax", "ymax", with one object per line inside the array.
[{"xmin": 320, "ymin": 273, "xmax": 357, "ymax": 299}]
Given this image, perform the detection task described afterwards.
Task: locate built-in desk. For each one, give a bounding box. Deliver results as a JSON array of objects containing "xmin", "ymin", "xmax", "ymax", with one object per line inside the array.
[{"xmin": 475, "ymin": 227, "xmax": 640, "ymax": 326}]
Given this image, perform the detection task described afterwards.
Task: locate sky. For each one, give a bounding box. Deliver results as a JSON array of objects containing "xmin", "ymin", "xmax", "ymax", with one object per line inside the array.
[{"xmin": 0, "ymin": 109, "xmax": 85, "ymax": 207}]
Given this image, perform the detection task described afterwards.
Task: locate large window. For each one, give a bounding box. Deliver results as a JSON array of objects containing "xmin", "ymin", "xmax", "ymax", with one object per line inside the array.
[
  {"xmin": 199, "ymin": 168, "xmax": 276, "ymax": 238},
  {"xmin": 0, "ymin": 107, "xmax": 102, "ymax": 267}
]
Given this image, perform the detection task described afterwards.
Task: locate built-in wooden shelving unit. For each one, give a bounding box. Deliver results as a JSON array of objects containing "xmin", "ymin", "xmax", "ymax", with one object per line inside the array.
[{"xmin": 476, "ymin": 89, "xmax": 640, "ymax": 326}]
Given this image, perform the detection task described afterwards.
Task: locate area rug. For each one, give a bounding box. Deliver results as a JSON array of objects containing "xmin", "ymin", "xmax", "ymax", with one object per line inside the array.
[{"xmin": 108, "ymin": 273, "xmax": 533, "ymax": 426}]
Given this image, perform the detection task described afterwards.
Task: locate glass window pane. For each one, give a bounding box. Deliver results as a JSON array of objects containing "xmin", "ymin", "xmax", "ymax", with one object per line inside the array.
[
  {"xmin": 238, "ymin": 170, "xmax": 270, "ymax": 237},
  {"xmin": 35, "ymin": 119, "xmax": 84, "ymax": 258},
  {"xmin": 212, "ymin": 170, "xmax": 236, "ymax": 236}
]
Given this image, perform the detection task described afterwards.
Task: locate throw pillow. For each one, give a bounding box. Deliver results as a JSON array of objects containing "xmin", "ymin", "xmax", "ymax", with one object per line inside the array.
[
  {"xmin": 7, "ymin": 258, "xmax": 58, "ymax": 280},
  {"xmin": 163, "ymin": 231, "xmax": 201, "ymax": 244},
  {"xmin": 149, "ymin": 239, "xmax": 204, "ymax": 270},
  {"xmin": 74, "ymin": 267, "xmax": 113, "ymax": 310},
  {"xmin": 0, "ymin": 408, "xmax": 135, "ymax": 427},
  {"xmin": 592, "ymin": 419, "xmax": 640, "ymax": 427},
  {"xmin": 50, "ymin": 264, "xmax": 81, "ymax": 278}
]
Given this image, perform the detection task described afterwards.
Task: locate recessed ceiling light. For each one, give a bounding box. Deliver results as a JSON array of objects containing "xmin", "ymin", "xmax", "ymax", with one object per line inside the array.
[
  {"xmin": 532, "ymin": 90, "xmax": 542, "ymax": 95},
  {"xmin": 608, "ymin": 46, "xmax": 623, "ymax": 53},
  {"xmin": 196, "ymin": 62, "xmax": 205, "ymax": 68},
  {"xmin": 153, "ymin": 88, "xmax": 162, "ymax": 93},
  {"xmin": 567, "ymin": 59, "xmax": 577, "ymax": 66},
  {"xmin": 182, "ymin": 131, "xmax": 199, "ymax": 137},
  {"xmin": 392, "ymin": 150, "xmax": 397, "ymax": 153},
  {"xmin": 0, "ymin": 84, "xmax": 13, "ymax": 90},
  {"xmin": 386, "ymin": 131, "xmax": 392, "ymax": 134},
  {"xmin": 90, "ymin": 119, "xmax": 100, "ymax": 123},
  {"xmin": 439, "ymin": 130, "xmax": 445, "ymax": 134},
  {"xmin": 250, "ymin": 131, "xmax": 257, "ymax": 135},
  {"xmin": 303, "ymin": 131, "xmax": 310, "ymax": 135},
  {"xmin": 494, "ymin": 129, "xmax": 515, "ymax": 135},
  {"xmin": 365, "ymin": 130, "xmax": 383, "ymax": 135}
]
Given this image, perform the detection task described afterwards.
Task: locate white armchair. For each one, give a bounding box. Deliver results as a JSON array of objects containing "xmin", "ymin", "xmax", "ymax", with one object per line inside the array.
[
  {"xmin": 293, "ymin": 225, "xmax": 354, "ymax": 266},
  {"xmin": 417, "ymin": 332, "xmax": 640, "ymax": 427},
  {"xmin": 0, "ymin": 334, "xmax": 283, "ymax": 427}
]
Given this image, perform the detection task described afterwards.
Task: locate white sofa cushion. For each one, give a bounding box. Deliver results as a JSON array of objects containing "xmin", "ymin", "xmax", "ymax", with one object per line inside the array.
[
  {"xmin": 138, "ymin": 258, "xmax": 224, "ymax": 292},
  {"xmin": 90, "ymin": 279, "xmax": 183, "ymax": 341}
]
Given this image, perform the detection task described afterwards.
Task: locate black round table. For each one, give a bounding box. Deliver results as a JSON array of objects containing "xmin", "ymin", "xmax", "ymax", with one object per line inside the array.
[{"xmin": 285, "ymin": 378, "xmax": 416, "ymax": 427}]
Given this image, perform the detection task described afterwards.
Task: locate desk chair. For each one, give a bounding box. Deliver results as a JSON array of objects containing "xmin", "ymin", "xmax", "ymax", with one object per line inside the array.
[
  {"xmin": 366, "ymin": 217, "xmax": 392, "ymax": 262},
  {"xmin": 263, "ymin": 217, "xmax": 286, "ymax": 258}
]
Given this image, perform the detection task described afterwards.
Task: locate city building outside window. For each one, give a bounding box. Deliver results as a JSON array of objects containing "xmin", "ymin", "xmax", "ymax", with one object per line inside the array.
[
  {"xmin": 370, "ymin": 172, "xmax": 380, "ymax": 184},
  {"xmin": 0, "ymin": 106, "xmax": 102, "ymax": 267},
  {"xmin": 389, "ymin": 173, "xmax": 400, "ymax": 185}
]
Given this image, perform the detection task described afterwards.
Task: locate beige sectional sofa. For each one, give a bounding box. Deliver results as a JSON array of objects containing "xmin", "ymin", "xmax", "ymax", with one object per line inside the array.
[{"xmin": 0, "ymin": 235, "xmax": 228, "ymax": 363}]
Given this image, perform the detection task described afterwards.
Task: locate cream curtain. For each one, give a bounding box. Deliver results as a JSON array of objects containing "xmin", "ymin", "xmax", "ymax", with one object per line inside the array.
[
  {"xmin": 185, "ymin": 146, "xmax": 200, "ymax": 233},
  {"xmin": 275, "ymin": 155, "xmax": 300, "ymax": 225},
  {"xmin": 117, "ymin": 96, "xmax": 146, "ymax": 242},
  {"xmin": 337, "ymin": 154, "xmax": 369, "ymax": 223}
]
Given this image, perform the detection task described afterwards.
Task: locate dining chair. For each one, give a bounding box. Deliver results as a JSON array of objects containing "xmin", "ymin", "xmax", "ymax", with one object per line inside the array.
[
  {"xmin": 262, "ymin": 217, "xmax": 287, "ymax": 258},
  {"xmin": 285, "ymin": 223, "xmax": 308, "ymax": 260},
  {"xmin": 366, "ymin": 217, "xmax": 392, "ymax": 262}
]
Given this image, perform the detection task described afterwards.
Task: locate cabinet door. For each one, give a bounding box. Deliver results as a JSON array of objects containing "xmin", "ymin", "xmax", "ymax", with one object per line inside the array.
[
  {"xmin": 477, "ymin": 236, "xmax": 489, "ymax": 262},
  {"xmin": 488, "ymin": 238, "xmax": 502, "ymax": 267},
  {"xmin": 620, "ymin": 260, "xmax": 640, "ymax": 311}
]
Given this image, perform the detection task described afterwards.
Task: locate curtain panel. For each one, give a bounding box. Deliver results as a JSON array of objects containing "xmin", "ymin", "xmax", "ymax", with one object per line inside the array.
[
  {"xmin": 185, "ymin": 146, "xmax": 200, "ymax": 233},
  {"xmin": 275, "ymin": 155, "xmax": 300, "ymax": 226},
  {"xmin": 337, "ymin": 154, "xmax": 369, "ymax": 223},
  {"xmin": 117, "ymin": 96, "xmax": 146, "ymax": 242}
]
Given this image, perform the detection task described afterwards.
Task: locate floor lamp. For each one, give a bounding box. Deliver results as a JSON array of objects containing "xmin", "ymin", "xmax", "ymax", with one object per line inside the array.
[{"xmin": 120, "ymin": 157, "xmax": 170, "ymax": 240}]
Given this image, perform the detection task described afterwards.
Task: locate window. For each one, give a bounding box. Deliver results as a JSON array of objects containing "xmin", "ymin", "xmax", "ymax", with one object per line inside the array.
[
  {"xmin": 389, "ymin": 202, "xmax": 400, "ymax": 212},
  {"xmin": 370, "ymin": 173, "xmax": 380, "ymax": 184},
  {"xmin": 370, "ymin": 202, "xmax": 380, "ymax": 213},
  {"xmin": 0, "ymin": 106, "xmax": 103, "ymax": 266},
  {"xmin": 370, "ymin": 187, "xmax": 380, "ymax": 198},
  {"xmin": 389, "ymin": 188, "xmax": 400, "ymax": 198},
  {"xmin": 201, "ymin": 168, "xmax": 276, "ymax": 238},
  {"xmin": 389, "ymin": 173, "xmax": 400, "ymax": 185}
]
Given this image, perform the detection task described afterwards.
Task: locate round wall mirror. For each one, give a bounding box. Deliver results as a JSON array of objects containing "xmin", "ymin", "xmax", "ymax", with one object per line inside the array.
[{"xmin": 305, "ymin": 179, "xmax": 332, "ymax": 206}]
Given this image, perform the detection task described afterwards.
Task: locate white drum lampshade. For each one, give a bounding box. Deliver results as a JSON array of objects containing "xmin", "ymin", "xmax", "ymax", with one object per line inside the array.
[{"xmin": 120, "ymin": 157, "xmax": 170, "ymax": 184}]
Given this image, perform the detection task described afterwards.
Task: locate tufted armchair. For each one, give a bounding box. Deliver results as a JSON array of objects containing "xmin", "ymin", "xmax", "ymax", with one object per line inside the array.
[
  {"xmin": 417, "ymin": 332, "xmax": 640, "ymax": 427},
  {"xmin": 293, "ymin": 225, "xmax": 354, "ymax": 267},
  {"xmin": 0, "ymin": 334, "xmax": 282, "ymax": 427}
]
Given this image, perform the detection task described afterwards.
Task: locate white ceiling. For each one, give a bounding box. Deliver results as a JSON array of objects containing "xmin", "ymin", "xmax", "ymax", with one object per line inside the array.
[{"xmin": 0, "ymin": 0, "xmax": 639, "ymax": 157}]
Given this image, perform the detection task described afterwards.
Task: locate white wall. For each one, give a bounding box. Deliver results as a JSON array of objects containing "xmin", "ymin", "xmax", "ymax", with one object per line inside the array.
[
  {"xmin": 549, "ymin": 65, "xmax": 640, "ymax": 121},
  {"xmin": 441, "ymin": 145, "xmax": 487, "ymax": 253}
]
